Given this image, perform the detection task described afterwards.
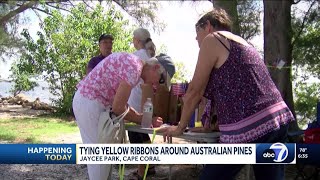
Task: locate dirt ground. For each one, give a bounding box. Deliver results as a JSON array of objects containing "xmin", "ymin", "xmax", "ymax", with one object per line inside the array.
[{"xmin": 0, "ymin": 105, "xmax": 317, "ymax": 180}]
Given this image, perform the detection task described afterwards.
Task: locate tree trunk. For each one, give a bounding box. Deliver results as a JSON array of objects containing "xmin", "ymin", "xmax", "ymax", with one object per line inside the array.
[
  {"xmin": 211, "ymin": 0, "xmax": 240, "ymax": 35},
  {"xmin": 263, "ymin": 0, "xmax": 299, "ymax": 132}
]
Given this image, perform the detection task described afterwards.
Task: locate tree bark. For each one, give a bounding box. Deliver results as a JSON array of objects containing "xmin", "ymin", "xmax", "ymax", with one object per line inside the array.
[
  {"xmin": 263, "ymin": 0, "xmax": 299, "ymax": 131},
  {"xmin": 0, "ymin": 1, "xmax": 37, "ymax": 26},
  {"xmin": 211, "ymin": 0, "xmax": 240, "ymax": 35}
]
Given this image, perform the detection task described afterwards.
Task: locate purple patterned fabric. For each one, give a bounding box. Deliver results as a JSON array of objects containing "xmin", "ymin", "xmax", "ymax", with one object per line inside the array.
[
  {"xmin": 203, "ymin": 37, "xmax": 295, "ymax": 143},
  {"xmin": 201, "ymin": 99, "xmax": 213, "ymax": 128}
]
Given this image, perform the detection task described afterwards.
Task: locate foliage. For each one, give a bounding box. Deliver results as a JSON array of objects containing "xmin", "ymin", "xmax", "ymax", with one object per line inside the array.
[
  {"xmin": 9, "ymin": 63, "xmax": 38, "ymax": 96},
  {"xmin": 294, "ymin": 81, "xmax": 320, "ymax": 126},
  {"xmin": 111, "ymin": 0, "xmax": 164, "ymax": 33},
  {"xmin": 171, "ymin": 61, "xmax": 190, "ymax": 83},
  {"xmin": 0, "ymin": 1, "xmax": 163, "ymax": 60},
  {"xmin": 0, "ymin": 3, "xmax": 25, "ymax": 60},
  {"xmin": 12, "ymin": 4, "xmax": 133, "ymax": 115},
  {"xmin": 156, "ymin": 44, "xmax": 168, "ymax": 55},
  {"xmin": 292, "ymin": 1, "xmax": 320, "ymax": 79},
  {"xmin": 212, "ymin": 0, "xmax": 262, "ymax": 39},
  {"xmin": 291, "ymin": 0, "xmax": 320, "ymax": 125},
  {"xmin": 237, "ymin": 0, "xmax": 262, "ymax": 40},
  {"xmin": 0, "ymin": 1, "xmax": 162, "ymax": 30}
]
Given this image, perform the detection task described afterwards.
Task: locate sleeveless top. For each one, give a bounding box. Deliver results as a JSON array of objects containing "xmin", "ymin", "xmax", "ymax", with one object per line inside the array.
[{"xmin": 204, "ymin": 34, "xmax": 295, "ymax": 143}]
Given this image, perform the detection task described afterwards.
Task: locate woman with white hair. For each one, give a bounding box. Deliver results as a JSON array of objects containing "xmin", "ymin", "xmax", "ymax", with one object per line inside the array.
[
  {"xmin": 132, "ymin": 28, "xmax": 156, "ymax": 59},
  {"xmin": 73, "ymin": 52, "xmax": 171, "ymax": 180},
  {"xmin": 129, "ymin": 28, "xmax": 159, "ymax": 179}
]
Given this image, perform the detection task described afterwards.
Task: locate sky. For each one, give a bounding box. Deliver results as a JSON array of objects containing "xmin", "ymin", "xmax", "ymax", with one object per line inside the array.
[
  {"xmin": 0, "ymin": 1, "xmax": 312, "ymax": 82},
  {"xmin": 151, "ymin": 1, "xmax": 216, "ymax": 75},
  {"xmin": 0, "ymin": 1, "xmax": 265, "ymax": 80},
  {"xmin": 151, "ymin": 1, "xmax": 264, "ymax": 80}
]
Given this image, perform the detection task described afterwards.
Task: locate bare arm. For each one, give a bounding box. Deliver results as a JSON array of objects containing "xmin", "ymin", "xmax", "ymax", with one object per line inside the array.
[
  {"xmin": 112, "ymin": 81, "xmax": 143, "ymax": 124},
  {"xmin": 158, "ymin": 34, "xmax": 222, "ymax": 140},
  {"xmin": 177, "ymin": 35, "xmax": 219, "ymax": 131}
]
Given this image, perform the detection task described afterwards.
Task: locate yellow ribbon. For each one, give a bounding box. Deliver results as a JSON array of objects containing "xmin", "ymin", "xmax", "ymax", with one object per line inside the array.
[
  {"xmin": 266, "ymin": 65, "xmax": 292, "ymax": 69},
  {"xmin": 142, "ymin": 128, "xmax": 158, "ymax": 180}
]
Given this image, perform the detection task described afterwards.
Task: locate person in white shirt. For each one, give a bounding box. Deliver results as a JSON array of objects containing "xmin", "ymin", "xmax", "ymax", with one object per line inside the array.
[
  {"xmin": 129, "ymin": 28, "xmax": 156, "ymax": 112},
  {"xmin": 128, "ymin": 28, "xmax": 157, "ymax": 179}
]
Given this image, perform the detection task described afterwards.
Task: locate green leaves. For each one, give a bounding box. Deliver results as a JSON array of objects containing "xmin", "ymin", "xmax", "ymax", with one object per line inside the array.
[
  {"xmin": 238, "ymin": 0, "xmax": 262, "ymax": 40},
  {"xmin": 292, "ymin": 1, "xmax": 320, "ymax": 77},
  {"xmin": 10, "ymin": 63, "xmax": 38, "ymax": 97},
  {"xmin": 171, "ymin": 61, "xmax": 190, "ymax": 83},
  {"xmin": 12, "ymin": 3, "xmax": 133, "ymax": 114},
  {"xmin": 291, "ymin": 1, "xmax": 320, "ymax": 126},
  {"xmin": 294, "ymin": 82, "xmax": 320, "ymax": 126}
]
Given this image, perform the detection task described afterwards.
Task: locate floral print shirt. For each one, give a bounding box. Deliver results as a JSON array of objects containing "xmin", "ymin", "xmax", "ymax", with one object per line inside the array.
[{"xmin": 77, "ymin": 52, "xmax": 143, "ymax": 107}]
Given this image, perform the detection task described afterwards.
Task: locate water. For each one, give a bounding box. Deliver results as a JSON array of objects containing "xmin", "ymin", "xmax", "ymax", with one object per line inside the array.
[{"xmin": 0, "ymin": 81, "xmax": 57, "ymax": 104}]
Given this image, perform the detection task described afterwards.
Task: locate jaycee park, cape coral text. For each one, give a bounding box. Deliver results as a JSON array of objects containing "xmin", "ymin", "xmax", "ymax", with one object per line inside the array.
[{"xmin": 77, "ymin": 145, "xmax": 253, "ymax": 163}]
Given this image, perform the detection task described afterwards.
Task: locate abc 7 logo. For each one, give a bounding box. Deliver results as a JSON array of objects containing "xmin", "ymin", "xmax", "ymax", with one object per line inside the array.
[{"xmin": 262, "ymin": 143, "xmax": 288, "ymax": 162}]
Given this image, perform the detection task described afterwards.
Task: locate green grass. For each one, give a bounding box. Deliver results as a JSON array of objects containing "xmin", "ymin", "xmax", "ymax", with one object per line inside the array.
[{"xmin": 0, "ymin": 116, "xmax": 79, "ymax": 143}]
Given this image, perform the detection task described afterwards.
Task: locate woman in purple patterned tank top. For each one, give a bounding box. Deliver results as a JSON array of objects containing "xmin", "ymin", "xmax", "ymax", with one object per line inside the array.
[{"xmin": 159, "ymin": 8, "xmax": 295, "ymax": 180}]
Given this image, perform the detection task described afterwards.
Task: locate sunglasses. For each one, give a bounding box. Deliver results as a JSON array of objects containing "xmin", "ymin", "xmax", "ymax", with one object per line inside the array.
[{"xmin": 159, "ymin": 73, "xmax": 165, "ymax": 84}]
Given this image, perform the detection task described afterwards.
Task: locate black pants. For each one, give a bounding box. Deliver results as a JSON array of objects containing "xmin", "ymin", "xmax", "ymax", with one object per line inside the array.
[{"xmin": 128, "ymin": 131, "xmax": 151, "ymax": 143}]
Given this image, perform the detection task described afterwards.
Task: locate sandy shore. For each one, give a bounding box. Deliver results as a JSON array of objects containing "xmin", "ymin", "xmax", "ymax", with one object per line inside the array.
[{"xmin": 0, "ymin": 105, "xmax": 52, "ymax": 119}]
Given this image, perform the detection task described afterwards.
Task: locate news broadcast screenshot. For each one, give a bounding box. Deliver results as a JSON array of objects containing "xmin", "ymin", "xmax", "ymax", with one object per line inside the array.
[{"xmin": 0, "ymin": 1, "xmax": 319, "ymax": 180}]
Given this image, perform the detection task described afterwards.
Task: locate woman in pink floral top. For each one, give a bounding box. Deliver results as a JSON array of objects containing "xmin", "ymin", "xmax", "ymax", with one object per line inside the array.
[{"xmin": 72, "ymin": 52, "xmax": 166, "ymax": 180}]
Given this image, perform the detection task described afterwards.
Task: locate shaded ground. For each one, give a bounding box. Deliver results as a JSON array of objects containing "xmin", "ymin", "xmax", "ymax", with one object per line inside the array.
[{"xmin": 0, "ymin": 105, "xmax": 318, "ymax": 180}]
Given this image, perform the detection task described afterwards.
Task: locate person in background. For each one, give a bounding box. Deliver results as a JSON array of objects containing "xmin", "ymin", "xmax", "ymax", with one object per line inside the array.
[
  {"xmin": 156, "ymin": 53, "xmax": 176, "ymax": 89},
  {"xmin": 86, "ymin": 34, "xmax": 113, "ymax": 74},
  {"xmin": 132, "ymin": 27, "xmax": 157, "ymax": 59},
  {"xmin": 159, "ymin": 8, "xmax": 295, "ymax": 180},
  {"xmin": 73, "ymin": 52, "xmax": 168, "ymax": 180},
  {"xmin": 128, "ymin": 28, "xmax": 158, "ymax": 179},
  {"xmin": 145, "ymin": 38, "xmax": 156, "ymax": 58}
]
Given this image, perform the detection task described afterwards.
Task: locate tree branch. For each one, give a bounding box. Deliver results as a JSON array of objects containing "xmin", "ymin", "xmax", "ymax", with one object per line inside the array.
[
  {"xmin": 67, "ymin": 0, "xmax": 76, "ymax": 8},
  {"xmin": 112, "ymin": 0, "xmax": 128, "ymax": 10},
  {"xmin": 292, "ymin": 0, "xmax": 317, "ymax": 46},
  {"xmin": 292, "ymin": 0, "xmax": 302, "ymax": 4},
  {"xmin": 0, "ymin": 1, "xmax": 37, "ymax": 26},
  {"xmin": 30, "ymin": 6, "xmax": 53, "ymax": 16},
  {"xmin": 44, "ymin": 2, "xmax": 72, "ymax": 13},
  {"xmin": 31, "ymin": 9, "xmax": 44, "ymax": 27},
  {"xmin": 82, "ymin": 0, "xmax": 94, "ymax": 10},
  {"xmin": 43, "ymin": 0, "xmax": 69, "ymax": 4}
]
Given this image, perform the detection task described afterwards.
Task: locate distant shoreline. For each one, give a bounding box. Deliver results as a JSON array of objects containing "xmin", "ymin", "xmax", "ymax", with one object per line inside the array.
[{"xmin": 0, "ymin": 79, "xmax": 12, "ymax": 83}]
